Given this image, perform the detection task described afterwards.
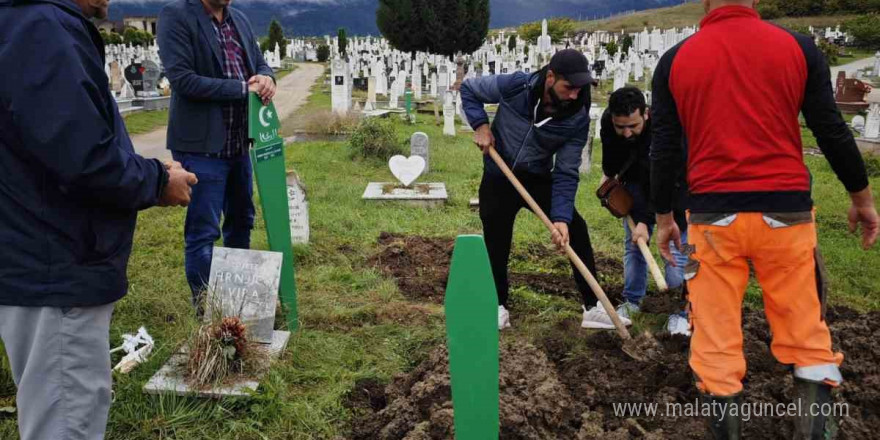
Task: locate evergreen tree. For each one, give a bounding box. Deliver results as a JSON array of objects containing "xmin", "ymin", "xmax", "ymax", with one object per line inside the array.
[
  {"xmin": 337, "ymin": 28, "xmax": 348, "ymax": 58},
  {"xmin": 317, "ymin": 45, "xmax": 330, "ymax": 62},
  {"xmin": 621, "ymin": 34, "xmax": 633, "ymax": 55},
  {"xmin": 262, "ymin": 20, "xmax": 287, "ymax": 59},
  {"xmin": 422, "ymin": 0, "xmax": 489, "ymax": 59},
  {"xmin": 507, "ymin": 34, "xmax": 516, "ymax": 52},
  {"xmin": 605, "ymin": 41, "xmax": 619, "ymax": 58},
  {"xmin": 377, "ymin": 0, "xmax": 489, "ymax": 60},
  {"xmin": 376, "ymin": 0, "xmax": 429, "ymax": 54}
]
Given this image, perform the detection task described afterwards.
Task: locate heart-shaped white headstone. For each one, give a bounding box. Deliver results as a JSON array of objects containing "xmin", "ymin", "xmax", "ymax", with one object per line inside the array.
[{"xmin": 388, "ymin": 155, "xmax": 426, "ymax": 187}]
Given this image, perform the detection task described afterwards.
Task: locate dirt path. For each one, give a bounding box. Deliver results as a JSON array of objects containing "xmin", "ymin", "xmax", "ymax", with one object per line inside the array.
[{"xmin": 130, "ymin": 63, "xmax": 325, "ymax": 161}]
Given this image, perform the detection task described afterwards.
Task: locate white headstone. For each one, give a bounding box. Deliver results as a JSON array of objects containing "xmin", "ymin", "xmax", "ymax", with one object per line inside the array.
[
  {"xmin": 410, "ymin": 132, "xmax": 429, "ymax": 172},
  {"xmin": 389, "ymin": 155, "xmax": 426, "ymax": 187},
  {"xmin": 874, "ymin": 52, "xmax": 880, "ymax": 79},
  {"xmin": 287, "ymin": 174, "xmax": 310, "ymax": 245},
  {"xmin": 205, "ymin": 248, "xmax": 283, "ymax": 344},
  {"xmin": 538, "ymin": 19, "xmax": 552, "ymax": 54},
  {"xmin": 365, "ymin": 76, "xmax": 377, "ymax": 111},
  {"xmin": 331, "ymin": 59, "xmax": 351, "ymax": 114},
  {"xmin": 852, "ymin": 115, "xmax": 866, "ymax": 134},
  {"xmin": 865, "ymin": 103, "xmax": 880, "ymax": 139},
  {"xmin": 443, "ymin": 90, "xmax": 456, "ymax": 136}
]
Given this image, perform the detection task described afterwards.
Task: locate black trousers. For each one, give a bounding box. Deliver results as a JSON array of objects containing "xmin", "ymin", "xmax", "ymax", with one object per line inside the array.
[{"xmin": 479, "ymin": 172, "xmax": 599, "ymax": 308}]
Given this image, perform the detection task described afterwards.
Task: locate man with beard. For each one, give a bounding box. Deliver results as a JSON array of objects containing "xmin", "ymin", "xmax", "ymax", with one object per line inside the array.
[
  {"xmin": 591, "ymin": 86, "xmax": 690, "ymax": 334},
  {"xmin": 460, "ymin": 49, "xmax": 602, "ymax": 330}
]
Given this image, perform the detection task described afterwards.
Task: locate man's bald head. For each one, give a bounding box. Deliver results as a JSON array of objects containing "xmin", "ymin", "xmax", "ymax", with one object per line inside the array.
[{"xmin": 701, "ymin": 0, "xmax": 760, "ymax": 13}]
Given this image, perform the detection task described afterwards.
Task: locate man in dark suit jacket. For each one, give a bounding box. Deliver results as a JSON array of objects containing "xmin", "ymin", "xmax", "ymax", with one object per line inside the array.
[{"xmin": 158, "ymin": 0, "xmax": 275, "ymax": 309}]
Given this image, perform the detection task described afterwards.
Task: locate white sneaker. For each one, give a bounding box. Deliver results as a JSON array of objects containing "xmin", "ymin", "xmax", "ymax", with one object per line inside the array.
[
  {"xmin": 666, "ymin": 314, "xmax": 691, "ymax": 336},
  {"xmin": 581, "ymin": 302, "xmax": 632, "ymax": 329},
  {"xmin": 616, "ymin": 302, "xmax": 640, "ymax": 320},
  {"xmin": 498, "ymin": 306, "xmax": 511, "ymax": 330}
]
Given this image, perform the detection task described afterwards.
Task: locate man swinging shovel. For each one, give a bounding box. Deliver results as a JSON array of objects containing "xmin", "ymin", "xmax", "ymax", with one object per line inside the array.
[
  {"xmin": 460, "ymin": 49, "xmax": 607, "ymax": 331},
  {"xmin": 460, "ymin": 50, "xmax": 643, "ymax": 343}
]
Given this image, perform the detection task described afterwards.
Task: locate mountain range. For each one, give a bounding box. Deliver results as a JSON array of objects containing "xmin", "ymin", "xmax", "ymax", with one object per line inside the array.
[{"xmin": 109, "ymin": 0, "xmax": 694, "ymax": 37}]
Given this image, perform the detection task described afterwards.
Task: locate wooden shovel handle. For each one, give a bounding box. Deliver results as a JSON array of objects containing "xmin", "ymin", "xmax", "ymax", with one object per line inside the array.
[
  {"xmin": 626, "ymin": 216, "xmax": 669, "ymax": 292},
  {"xmin": 487, "ymin": 147, "xmax": 632, "ymax": 341}
]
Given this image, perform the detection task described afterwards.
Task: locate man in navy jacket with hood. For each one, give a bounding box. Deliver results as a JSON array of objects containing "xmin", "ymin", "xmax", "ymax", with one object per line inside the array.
[
  {"xmin": 461, "ymin": 49, "xmax": 603, "ymax": 330},
  {"xmin": 0, "ymin": 0, "xmax": 197, "ymax": 436}
]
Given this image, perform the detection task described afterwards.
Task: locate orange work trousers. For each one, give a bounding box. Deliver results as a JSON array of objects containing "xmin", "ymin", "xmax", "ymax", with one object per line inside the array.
[{"xmin": 685, "ymin": 211, "xmax": 843, "ymax": 396}]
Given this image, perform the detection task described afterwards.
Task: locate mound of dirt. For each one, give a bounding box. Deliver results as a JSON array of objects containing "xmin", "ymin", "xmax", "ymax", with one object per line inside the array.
[
  {"xmin": 368, "ymin": 232, "xmax": 456, "ymax": 303},
  {"xmin": 350, "ymin": 307, "xmax": 880, "ymax": 439},
  {"xmin": 368, "ymin": 233, "xmax": 627, "ymax": 305},
  {"xmin": 350, "ymin": 342, "xmax": 586, "ymax": 440},
  {"xmin": 639, "ymin": 286, "xmax": 688, "ymax": 315}
]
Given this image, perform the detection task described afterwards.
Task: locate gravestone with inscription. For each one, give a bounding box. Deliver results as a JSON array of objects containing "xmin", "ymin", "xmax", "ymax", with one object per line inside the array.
[
  {"xmin": 331, "ymin": 59, "xmax": 351, "ymax": 115},
  {"xmin": 205, "ymin": 247, "xmax": 283, "ymax": 344},
  {"xmin": 140, "ymin": 60, "xmax": 161, "ymax": 97},
  {"xmin": 287, "ymin": 173, "xmax": 310, "ymax": 245},
  {"xmin": 124, "ymin": 63, "xmax": 144, "ymax": 94},
  {"xmin": 410, "ymin": 132, "xmax": 430, "ymax": 172}
]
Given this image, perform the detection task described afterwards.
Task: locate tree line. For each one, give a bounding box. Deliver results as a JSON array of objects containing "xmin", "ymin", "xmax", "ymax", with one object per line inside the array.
[{"xmin": 758, "ymin": 0, "xmax": 880, "ymax": 18}]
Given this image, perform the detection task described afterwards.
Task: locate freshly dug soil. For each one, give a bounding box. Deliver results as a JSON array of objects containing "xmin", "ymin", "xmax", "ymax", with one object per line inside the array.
[
  {"xmin": 368, "ymin": 233, "xmax": 626, "ymax": 304},
  {"xmin": 349, "ymin": 307, "xmax": 880, "ymax": 439},
  {"xmin": 368, "ymin": 233, "xmax": 455, "ymax": 303},
  {"xmin": 349, "ymin": 342, "xmax": 584, "ymax": 440}
]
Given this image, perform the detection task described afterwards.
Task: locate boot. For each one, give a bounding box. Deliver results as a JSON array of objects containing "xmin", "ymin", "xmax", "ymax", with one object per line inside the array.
[
  {"xmin": 703, "ymin": 393, "xmax": 743, "ymax": 440},
  {"xmin": 792, "ymin": 378, "xmax": 838, "ymax": 440}
]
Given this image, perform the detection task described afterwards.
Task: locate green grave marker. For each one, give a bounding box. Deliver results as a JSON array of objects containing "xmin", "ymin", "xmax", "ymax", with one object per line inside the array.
[
  {"xmin": 248, "ymin": 93, "xmax": 298, "ymax": 331},
  {"xmin": 405, "ymin": 89, "xmax": 413, "ymax": 122},
  {"xmin": 444, "ymin": 235, "xmax": 499, "ymax": 439}
]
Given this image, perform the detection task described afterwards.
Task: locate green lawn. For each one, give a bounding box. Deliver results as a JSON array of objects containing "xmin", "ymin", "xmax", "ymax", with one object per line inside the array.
[
  {"xmin": 2, "ymin": 75, "xmax": 879, "ymax": 439},
  {"xmin": 836, "ymin": 48, "xmax": 878, "ymax": 66},
  {"xmin": 123, "ymin": 109, "xmax": 169, "ymax": 135}
]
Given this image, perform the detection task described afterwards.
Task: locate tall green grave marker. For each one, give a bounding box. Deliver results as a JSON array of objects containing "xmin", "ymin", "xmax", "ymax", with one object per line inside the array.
[
  {"xmin": 444, "ymin": 235, "xmax": 499, "ymax": 439},
  {"xmin": 248, "ymin": 93, "xmax": 298, "ymax": 331}
]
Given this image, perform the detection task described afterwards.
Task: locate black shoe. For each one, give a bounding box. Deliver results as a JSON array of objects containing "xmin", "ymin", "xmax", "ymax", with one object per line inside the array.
[
  {"xmin": 703, "ymin": 393, "xmax": 743, "ymax": 440},
  {"xmin": 793, "ymin": 379, "xmax": 838, "ymax": 440}
]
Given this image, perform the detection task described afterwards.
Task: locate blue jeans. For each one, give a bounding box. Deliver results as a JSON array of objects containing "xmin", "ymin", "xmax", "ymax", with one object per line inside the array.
[
  {"xmin": 623, "ymin": 218, "xmax": 688, "ymax": 311},
  {"xmin": 172, "ymin": 151, "xmax": 255, "ymax": 306}
]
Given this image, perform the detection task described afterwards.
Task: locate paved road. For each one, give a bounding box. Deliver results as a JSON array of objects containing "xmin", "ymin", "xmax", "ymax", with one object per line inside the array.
[
  {"xmin": 830, "ymin": 56, "xmax": 876, "ymax": 84},
  {"xmin": 131, "ymin": 63, "xmax": 325, "ymax": 161}
]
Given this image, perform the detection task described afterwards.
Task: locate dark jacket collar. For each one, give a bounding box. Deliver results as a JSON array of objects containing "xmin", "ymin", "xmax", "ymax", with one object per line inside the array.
[{"xmin": 701, "ymin": 5, "xmax": 760, "ymax": 28}]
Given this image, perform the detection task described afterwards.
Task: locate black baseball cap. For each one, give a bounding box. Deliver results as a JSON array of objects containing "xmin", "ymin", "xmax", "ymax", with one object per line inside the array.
[{"xmin": 548, "ymin": 49, "xmax": 594, "ymax": 88}]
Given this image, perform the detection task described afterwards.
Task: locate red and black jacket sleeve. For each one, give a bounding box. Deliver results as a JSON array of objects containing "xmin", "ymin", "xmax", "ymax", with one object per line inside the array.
[
  {"xmin": 787, "ymin": 29, "xmax": 868, "ymax": 194},
  {"xmin": 649, "ymin": 42, "xmax": 687, "ymax": 215}
]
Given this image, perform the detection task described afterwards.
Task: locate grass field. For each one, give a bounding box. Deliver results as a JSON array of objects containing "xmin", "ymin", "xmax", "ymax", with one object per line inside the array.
[
  {"xmin": 123, "ymin": 109, "xmax": 169, "ymax": 135},
  {"xmin": 2, "ymin": 65, "xmax": 880, "ymax": 439}
]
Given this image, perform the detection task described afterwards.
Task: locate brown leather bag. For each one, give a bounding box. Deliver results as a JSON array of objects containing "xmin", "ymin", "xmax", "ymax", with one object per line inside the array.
[
  {"xmin": 596, "ymin": 177, "xmax": 633, "ymax": 218},
  {"xmin": 596, "ymin": 152, "xmax": 637, "ymax": 218}
]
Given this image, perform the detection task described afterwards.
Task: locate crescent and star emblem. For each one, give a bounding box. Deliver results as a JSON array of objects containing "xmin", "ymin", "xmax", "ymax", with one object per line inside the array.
[{"xmin": 258, "ymin": 106, "xmax": 274, "ymax": 128}]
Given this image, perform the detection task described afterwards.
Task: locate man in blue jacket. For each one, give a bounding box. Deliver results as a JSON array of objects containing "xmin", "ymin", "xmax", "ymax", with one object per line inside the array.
[
  {"xmin": 0, "ymin": 0, "xmax": 197, "ymax": 436},
  {"xmin": 158, "ymin": 0, "xmax": 275, "ymax": 311},
  {"xmin": 461, "ymin": 49, "xmax": 604, "ymax": 330}
]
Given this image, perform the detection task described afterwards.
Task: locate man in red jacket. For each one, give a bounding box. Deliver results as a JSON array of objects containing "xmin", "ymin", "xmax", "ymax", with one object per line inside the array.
[{"xmin": 651, "ymin": 1, "xmax": 879, "ymax": 438}]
